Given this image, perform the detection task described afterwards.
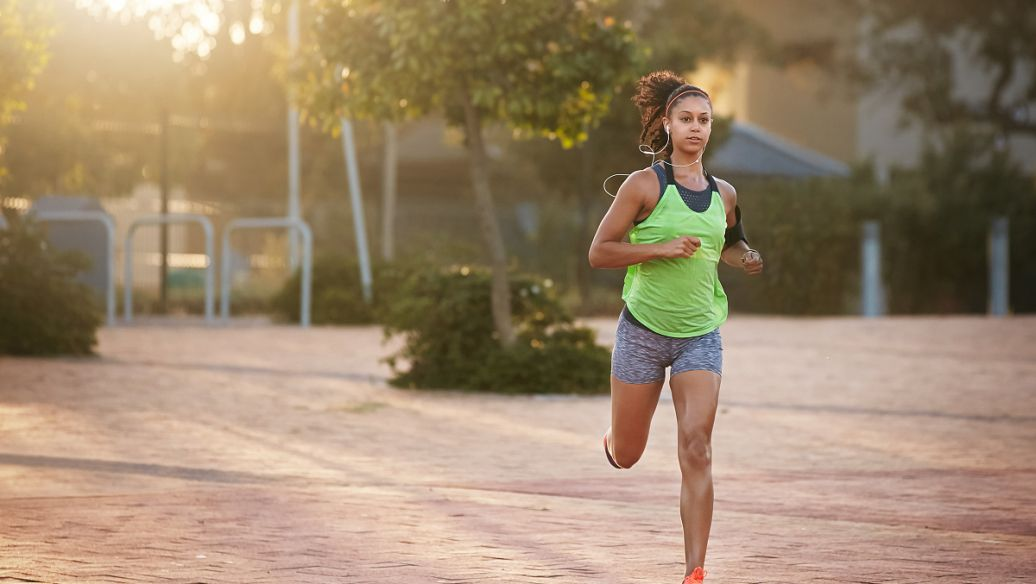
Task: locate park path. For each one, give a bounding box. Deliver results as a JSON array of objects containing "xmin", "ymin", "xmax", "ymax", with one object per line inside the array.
[{"xmin": 1, "ymin": 315, "xmax": 1034, "ymax": 583}]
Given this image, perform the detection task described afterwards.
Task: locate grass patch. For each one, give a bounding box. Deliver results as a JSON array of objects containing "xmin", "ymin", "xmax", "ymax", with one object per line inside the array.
[{"xmin": 327, "ymin": 401, "xmax": 388, "ymax": 414}]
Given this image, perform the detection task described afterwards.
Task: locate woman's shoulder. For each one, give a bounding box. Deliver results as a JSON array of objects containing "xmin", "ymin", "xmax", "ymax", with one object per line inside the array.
[
  {"xmin": 711, "ymin": 175, "xmax": 737, "ymax": 213},
  {"xmin": 635, "ymin": 162, "xmax": 666, "ymax": 181},
  {"xmin": 712, "ymin": 175, "xmax": 736, "ymax": 194},
  {"xmin": 622, "ymin": 165, "xmax": 664, "ymax": 196}
]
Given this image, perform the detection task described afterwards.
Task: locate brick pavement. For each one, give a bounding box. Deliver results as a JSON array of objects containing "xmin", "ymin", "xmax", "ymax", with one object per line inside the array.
[{"xmin": 1, "ymin": 316, "xmax": 1034, "ymax": 583}]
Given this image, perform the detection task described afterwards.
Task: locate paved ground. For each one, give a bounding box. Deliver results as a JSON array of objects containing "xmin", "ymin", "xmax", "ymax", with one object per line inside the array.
[{"xmin": 1, "ymin": 315, "xmax": 1034, "ymax": 583}]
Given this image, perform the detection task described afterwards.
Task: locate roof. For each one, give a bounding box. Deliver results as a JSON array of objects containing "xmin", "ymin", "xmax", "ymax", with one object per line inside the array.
[
  {"xmin": 707, "ymin": 121, "xmax": 851, "ymax": 178},
  {"xmin": 395, "ymin": 117, "xmax": 850, "ymax": 178}
]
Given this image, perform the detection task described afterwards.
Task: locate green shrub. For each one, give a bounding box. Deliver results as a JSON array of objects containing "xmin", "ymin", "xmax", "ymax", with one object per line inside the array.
[
  {"xmin": 0, "ymin": 209, "xmax": 101, "ymax": 355},
  {"xmin": 729, "ymin": 175, "xmax": 862, "ymax": 314},
  {"xmin": 380, "ymin": 264, "xmax": 611, "ymax": 394},
  {"xmin": 873, "ymin": 137, "xmax": 1036, "ymax": 314},
  {"xmin": 721, "ymin": 137, "xmax": 1036, "ymax": 315},
  {"xmin": 271, "ymin": 253, "xmax": 398, "ymax": 325}
]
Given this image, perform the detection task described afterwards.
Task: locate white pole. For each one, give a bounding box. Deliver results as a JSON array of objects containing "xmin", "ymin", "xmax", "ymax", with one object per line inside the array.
[
  {"xmin": 861, "ymin": 220, "xmax": 884, "ymax": 318},
  {"xmin": 287, "ymin": 0, "xmax": 301, "ymax": 272},
  {"xmin": 988, "ymin": 216, "xmax": 1009, "ymax": 316},
  {"xmin": 382, "ymin": 121, "xmax": 398, "ymax": 261},
  {"xmin": 299, "ymin": 221, "xmax": 312, "ymax": 327},
  {"xmin": 341, "ymin": 119, "xmax": 374, "ymax": 303}
]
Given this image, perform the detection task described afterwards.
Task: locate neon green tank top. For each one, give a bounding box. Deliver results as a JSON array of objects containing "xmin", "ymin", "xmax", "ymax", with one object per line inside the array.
[{"xmin": 621, "ymin": 165, "xmax": 729, "ymax": 337}]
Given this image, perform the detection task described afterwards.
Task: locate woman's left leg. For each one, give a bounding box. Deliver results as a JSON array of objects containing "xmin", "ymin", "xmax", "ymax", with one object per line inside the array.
[{"xmin": 669, "ymin": 369, "xmax": 721, "ymax": 578}]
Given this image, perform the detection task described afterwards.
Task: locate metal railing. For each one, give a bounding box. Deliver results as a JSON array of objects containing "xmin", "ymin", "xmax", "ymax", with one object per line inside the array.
[
  {"xmin": 30, "ymin": 210, "xmax": 117, "ymax": 327},
  {"xmin": 124, "ymin": 214, "xmax": 215, "ymax": 322},
  {"xmin": 221, "ymin": 217, "xmax": 312, "ymax": 327}
]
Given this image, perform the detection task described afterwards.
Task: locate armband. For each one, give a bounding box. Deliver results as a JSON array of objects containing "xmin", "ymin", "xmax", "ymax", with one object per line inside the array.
[{"xmin": 723, "ymin": 205, "xmax": 748, "ymax": 250}]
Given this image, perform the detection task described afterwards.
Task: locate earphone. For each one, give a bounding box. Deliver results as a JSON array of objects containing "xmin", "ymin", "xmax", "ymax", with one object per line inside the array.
[{"xmin": 602, "ymin": 122, "xmax": 706, "ymax": 198}]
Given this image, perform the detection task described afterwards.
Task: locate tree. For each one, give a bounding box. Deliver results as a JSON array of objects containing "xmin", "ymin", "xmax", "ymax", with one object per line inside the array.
[
  {"xmin": 0, "ymin": 0, "xmax": 53, "ymax": 181},
  {"xmin": 0, "ymin": 0, "xmax": 52, "ymax": 123},
  {"xmin": 853, "ymin": 0, "xmax": 1035, "ymax": 142},
  {"xmin": 2, "ymin": 1, "xmax": 174, "ymax": 198},
  {"xmin": 837, "ymin": 1, "xmax": 1036, "ymax": 314},
  {"xmin": 506, "ymin": 0, "xmax": 768, "ymax": 309},
  {"xmin": 5, "ymin": 1, "xmax": 352, "ymax": 212},
  {"xmin": 297, "ymin": 0, "xmax": 642, "ymax": 347},
  {"xmin": 619, "ymin": 0, "xmax": 773, "ymax": 71}
]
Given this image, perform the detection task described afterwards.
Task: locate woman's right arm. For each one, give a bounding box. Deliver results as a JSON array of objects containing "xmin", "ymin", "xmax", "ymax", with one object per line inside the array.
[{"xmin": 588, "ymin": 169, "xmax": 700, "ymax": 269}]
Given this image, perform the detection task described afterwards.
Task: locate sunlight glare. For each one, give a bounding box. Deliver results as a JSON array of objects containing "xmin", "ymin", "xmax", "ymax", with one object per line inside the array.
[
  {"xmin": 229, "ymin": 21, "xmax": 246, "ymax": 45},
  {"xmin": 248, "ymin": 13, "xmax": 264, "ymax": 35},
  {"xmin": 75, "ymin": 0, "xmax": 268, "ymax": 61}
]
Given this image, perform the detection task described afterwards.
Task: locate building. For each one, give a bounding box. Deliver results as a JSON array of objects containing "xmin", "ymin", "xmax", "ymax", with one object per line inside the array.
[{"xmin": 693, "ymin": 0, "xmax": 1035, "ymax": 179}]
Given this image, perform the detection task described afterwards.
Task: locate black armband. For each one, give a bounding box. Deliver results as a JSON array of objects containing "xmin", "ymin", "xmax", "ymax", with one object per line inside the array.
[{"xmin": 723, "ymin": 205, "xmax": 748, "ymax": 250}]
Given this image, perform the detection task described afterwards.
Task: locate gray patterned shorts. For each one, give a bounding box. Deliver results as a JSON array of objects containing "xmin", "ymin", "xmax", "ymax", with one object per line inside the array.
[{"xmin": 611, "ymin": 307, "xmax": 723, "ymax": 384}]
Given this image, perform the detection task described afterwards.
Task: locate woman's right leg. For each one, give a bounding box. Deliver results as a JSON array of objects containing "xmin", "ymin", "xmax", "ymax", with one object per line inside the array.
[
  {"xmin": 608, "ymin": 375, "xmax": 665, "ymax": 469},
  {"xmin": 608, "ymin": 314, "xmax": 668, "ymax": 468}
]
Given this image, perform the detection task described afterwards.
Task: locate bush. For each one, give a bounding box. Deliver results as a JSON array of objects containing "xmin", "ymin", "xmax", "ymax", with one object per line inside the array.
[
  {"xmin": 380, "ymin": 264, "xmax": 611, "ymax": 394},
  {"xmin": 271, "ymin": 253, "xmax": 399, "ymax": 325},
  {"xmin": 873, "ymin": 136, "xmax": 1036, "ymax": 314},
  {"xmin": 723, "ymin": 135, "xmax": 1036, "ymax": 315},
  {"xmin": 728, "ymin": 175, "xmax": 862, "ymax": 314},
  {"xmin": 0, "ymin": 209, "xmax": 101, "ymax": 355}
]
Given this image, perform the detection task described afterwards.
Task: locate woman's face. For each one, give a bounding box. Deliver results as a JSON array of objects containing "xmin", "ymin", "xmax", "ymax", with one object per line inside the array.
[{"xmin": 665, "ymin": 95, "xmax": 712, "ymax": 156}]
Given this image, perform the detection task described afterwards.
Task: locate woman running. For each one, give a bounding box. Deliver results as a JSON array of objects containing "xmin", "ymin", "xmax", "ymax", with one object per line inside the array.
[{"xmin": 588, "ymin": 70, "xmax": 764, "ymax": 584}]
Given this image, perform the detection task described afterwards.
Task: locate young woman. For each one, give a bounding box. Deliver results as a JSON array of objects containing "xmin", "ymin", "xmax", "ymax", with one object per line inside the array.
[{"xmin": 588, "ymin": 70, "xmax": 764, "ymax": 584}]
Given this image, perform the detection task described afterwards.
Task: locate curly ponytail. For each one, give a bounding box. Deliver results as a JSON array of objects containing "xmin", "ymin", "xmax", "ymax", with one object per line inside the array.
[{"xmin": 631, "ymin": 70, "xmax": 712, "ymax": 156}]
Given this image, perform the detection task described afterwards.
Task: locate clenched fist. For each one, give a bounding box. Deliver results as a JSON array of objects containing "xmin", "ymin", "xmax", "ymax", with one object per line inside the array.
[
  {"xmin": 659, "ymin": 235, "xmax": 701, "ymax": 259},
  {"xmin": 741, "ymin": 249, "xmax": 764, "ymax": 275}
]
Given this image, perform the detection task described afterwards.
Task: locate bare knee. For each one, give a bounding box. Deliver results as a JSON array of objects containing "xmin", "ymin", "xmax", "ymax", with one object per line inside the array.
[
  {"xmin": 677, "ymin": 430, "xmax": 712, "ymax": 471},
  {"xmin": 613, "ymin": 442, "xmax": 645, "ymax": 469}
]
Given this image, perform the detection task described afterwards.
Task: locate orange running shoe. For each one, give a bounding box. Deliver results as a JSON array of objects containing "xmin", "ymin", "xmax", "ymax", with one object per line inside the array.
[{"xmin": 683, "ymin": 566, "xmax": 708, "ymax": 583}]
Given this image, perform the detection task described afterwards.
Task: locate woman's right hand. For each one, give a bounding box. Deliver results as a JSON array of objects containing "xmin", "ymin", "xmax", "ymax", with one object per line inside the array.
[{"xmin": 658, "ymin": 235, "xmax": 701, "ymax": 259}]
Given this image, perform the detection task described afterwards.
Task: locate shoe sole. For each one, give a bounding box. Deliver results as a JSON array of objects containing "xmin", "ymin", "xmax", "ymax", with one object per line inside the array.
[{"xmin": 603, "ymin": 432, "xmax": 622, "ymax": 469}]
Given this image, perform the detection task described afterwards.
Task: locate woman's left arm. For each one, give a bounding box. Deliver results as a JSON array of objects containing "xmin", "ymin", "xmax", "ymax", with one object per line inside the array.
[{"xmin": 717, "ymin": 180, "xmax": 763, "ymax": 275}]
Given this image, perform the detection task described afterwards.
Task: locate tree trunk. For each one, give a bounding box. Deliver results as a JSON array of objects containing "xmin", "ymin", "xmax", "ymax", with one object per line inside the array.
[
  {"xmin": 381, "ymin": 121, "xmax": 398, "ymax": 262},
  {"xmin": 576, "ymin": 139, "xmax": 594, "ymax": 311},
  {"xmin": 461, "ymin": 93, "xmax": 516, "ymax": 348}
]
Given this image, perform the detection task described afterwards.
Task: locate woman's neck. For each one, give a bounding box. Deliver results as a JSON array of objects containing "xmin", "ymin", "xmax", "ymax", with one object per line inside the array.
[{"xmin": 669, "ymin": 151, "xmax": 706, "ymax": 182}]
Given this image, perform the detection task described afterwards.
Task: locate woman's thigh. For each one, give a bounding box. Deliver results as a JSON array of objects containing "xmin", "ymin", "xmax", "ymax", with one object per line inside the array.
[
  {"xmin": 610, "ymin": 316, "xmax": 670, "ymax": 458},
  {"xmin": 610, "ymin": 375, "xmax": 665, "ymax": 461},
  {"xmin": 669, "ymin": 370, "xmax": 722, "ymax": 463},
  {"xmin": 670, "ymin": 328, "xmax": 723, "ymax": 441}
]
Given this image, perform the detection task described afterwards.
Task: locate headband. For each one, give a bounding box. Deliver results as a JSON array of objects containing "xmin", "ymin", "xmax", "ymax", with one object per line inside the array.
[{"xmin": 664, "ymin": 86, "xmax": 710, "ymax": 116}]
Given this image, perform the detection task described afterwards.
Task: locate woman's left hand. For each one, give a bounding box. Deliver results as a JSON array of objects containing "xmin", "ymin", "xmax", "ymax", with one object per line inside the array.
[{"xmin": 741, "ymin": 249, "xmax": 763, "ymax": 275}]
